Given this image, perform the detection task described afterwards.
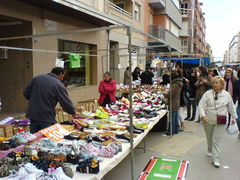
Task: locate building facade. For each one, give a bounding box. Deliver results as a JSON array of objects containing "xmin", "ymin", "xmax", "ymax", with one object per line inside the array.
[
  {"xmin": 146, "ymin": 0, "xmax": 182, "ymax": 55},
  {"xmin": 228, "ymin": 32, "xmax": 240, "ymax": 63},
  {"xmin": 179, "ymin": 0, "xmax": 206, "ymax": 55}
]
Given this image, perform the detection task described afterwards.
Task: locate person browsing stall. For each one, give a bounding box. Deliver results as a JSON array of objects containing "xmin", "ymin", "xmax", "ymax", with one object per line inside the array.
[
  {"xmin": 98, "ymin": 72, "xmax": 116, "ymax": 107},
  {"xmin": 23, "ymin": 67, "xmax": 76, "ymax": 133},
  {"xmin": 199, "ymin": 76, "xmax": 237, "ymax": 168}
]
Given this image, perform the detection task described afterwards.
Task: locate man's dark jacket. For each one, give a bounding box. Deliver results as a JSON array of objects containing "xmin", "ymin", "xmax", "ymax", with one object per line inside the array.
[{"xmin": 23, "ymin": 73, "xmax": 75, "ymax": 123}]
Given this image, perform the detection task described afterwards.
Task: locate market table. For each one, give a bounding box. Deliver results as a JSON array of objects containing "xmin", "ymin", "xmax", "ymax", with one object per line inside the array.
[{"xmin": 72, "ymin": 110, "xmax": 168, "ymax": 180}]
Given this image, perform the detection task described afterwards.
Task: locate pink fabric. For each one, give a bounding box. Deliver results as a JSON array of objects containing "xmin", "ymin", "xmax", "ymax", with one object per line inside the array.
[
  {"xmin": 98, "ymin": 80, "xmax": 117, "ymax": 105},
  {"xmin": 0, "ymin": 145, "xmax": 25, "ymax": 159},
  {"xmin": 224, "ymin": 79, "xmax": 233, "ymax": 96}
]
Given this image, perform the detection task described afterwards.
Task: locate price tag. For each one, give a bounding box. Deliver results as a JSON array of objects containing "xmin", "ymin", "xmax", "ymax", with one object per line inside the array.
[{"xmin": 39, "ymin": 123, "xmax": 70, "ymax": 141}]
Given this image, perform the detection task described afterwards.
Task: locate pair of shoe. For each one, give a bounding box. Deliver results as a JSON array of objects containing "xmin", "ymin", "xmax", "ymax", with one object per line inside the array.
[
  {"xmin": 207, "ymin": 152, "xmax": 212, "ymax": 157},
  {"xmin": 212, "ymin": 161, "xmax": 220, "ymax": 168},
  {"xmin": 188, "ymin": 117, "xmax": 195, "ymax": 121},
  {"xmin": 115, "ymin": 134, "xmax": 130, "ymax": 142}
]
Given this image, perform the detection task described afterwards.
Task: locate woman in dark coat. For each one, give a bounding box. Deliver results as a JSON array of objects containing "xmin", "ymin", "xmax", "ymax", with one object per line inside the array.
[
  {"xmin": 132, "ymin": 67, "xmax": 141, "ymax": 81},
  {"xmin": 185, "ymin": 68, "xmax": 197, "ymax": 121}
]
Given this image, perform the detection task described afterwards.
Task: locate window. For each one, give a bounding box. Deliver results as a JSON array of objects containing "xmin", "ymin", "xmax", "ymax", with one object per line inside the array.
[
  {"xmin": 58, "ymin": 39, "xmax": 96, "ymax": 88},
  {"xmin": 134, "ymin": 3, "xmax": 141, "ymax": 21},
  {"xmin": 115, "ymin": 2, "xmax": 125, "ymax": 9},
  {"xmin": 181, "ymin": 40, "xmax": 188, "ymax": 46}
]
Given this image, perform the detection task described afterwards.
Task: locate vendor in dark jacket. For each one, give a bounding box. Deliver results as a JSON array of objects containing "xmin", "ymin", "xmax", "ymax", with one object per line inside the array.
[
  {"xmin": 23, "ymin": 67, "xmax": 76, "ymax": 133},
  {"xmin": 98, "ymin": 72, "xmax": 117, "ymax": 107},
  {"xmin": 140, "ymin": 69, "xmax": 154, "ymax": 85}
]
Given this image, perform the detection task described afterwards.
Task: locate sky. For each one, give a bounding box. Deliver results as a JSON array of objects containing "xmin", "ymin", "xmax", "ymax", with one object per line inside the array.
[{"xmin": 200, "ymin": 0, "xmax": 240, "ymax": 61}]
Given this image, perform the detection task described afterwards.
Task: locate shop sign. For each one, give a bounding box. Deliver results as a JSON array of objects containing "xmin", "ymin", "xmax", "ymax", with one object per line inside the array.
[{"xmin": 40, "ymin": 123, "xmax": 70, "ymax": 141}]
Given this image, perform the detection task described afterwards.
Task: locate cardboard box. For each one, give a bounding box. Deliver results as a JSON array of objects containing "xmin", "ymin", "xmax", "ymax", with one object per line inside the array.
[
  {"xmin": 0, "ymin": 124, "xmax": 14, "ymax": 137},
  {"xmin": 0, "ymin": 128, "xmax": 4, "ymax": 137}
]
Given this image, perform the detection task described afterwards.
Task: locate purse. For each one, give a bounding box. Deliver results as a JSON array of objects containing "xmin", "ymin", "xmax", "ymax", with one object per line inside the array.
[
  {"xmin": 216, "ymin": 115, "xmax": 227, "ymax": 124},
  {"xmin": 213, "ymin": 92, "xmax": 227, "ymax": 125}
]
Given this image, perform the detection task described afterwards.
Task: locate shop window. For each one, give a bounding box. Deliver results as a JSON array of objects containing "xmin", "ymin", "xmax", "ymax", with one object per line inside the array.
[
  {"xmin": 58, "ymin": 39, "xmax": 96, "ymax": 88},
  {"xmin": 134, "ymin": 3, "xmax": 141, "ymax": 21}
]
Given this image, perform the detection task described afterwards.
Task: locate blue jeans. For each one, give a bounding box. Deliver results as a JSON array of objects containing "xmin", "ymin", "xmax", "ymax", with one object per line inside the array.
[
  {"xmin": 236, "ymin": 106, "xmax": 240, "ymax": 131},
  {"xmin": 168, "ymin": 111, "xmax": 179, "ymax": 135},
  {"xmin": 30, "ymin": 120, "xmax": 55, "ymax": 133}
]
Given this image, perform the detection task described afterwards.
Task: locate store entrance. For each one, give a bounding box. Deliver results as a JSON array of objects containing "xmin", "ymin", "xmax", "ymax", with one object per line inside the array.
[{"xmin": 0, "ymin": 15, "xmax": 32, "ymax": 113}]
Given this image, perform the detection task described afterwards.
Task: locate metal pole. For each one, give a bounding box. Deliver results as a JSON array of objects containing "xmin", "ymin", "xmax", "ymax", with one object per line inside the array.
[
  {"xmin": 168, "ymin": 47, "xmax": 173, "ymax": 136},
  {"xmin": 127, "ymin": 27, "xmax": 134, "ymax": 180},
  {"xmin": 106, "ymin": 29, "xmax": 110, "ymax": 71}
]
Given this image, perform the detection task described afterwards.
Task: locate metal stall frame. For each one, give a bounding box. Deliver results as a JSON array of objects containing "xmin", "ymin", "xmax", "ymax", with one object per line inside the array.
[{"xmin": 0, "ymin": 7, "xmax": 182, "ymax": 179}]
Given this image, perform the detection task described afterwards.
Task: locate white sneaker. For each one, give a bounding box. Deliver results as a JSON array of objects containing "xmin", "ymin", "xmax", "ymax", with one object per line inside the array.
[
  {"xmin": 212, "ymin": 161, "xmax": 220, "ymax": 168},
  {"xmin": 207, "ymin": 152, "xmax": 212, "ymax": 157}
]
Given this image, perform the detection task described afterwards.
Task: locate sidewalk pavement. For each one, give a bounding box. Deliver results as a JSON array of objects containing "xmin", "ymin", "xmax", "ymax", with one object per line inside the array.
[{"xmin": 104, "ymin": 121, "xmax": 240, "ymax": 180}]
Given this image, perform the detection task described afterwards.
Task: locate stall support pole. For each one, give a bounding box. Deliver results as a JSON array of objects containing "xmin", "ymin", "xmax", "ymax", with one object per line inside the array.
[
  {"xmin": 127, "ymin": 27, "xmax": 134, "ymax": 180},
  {"xmin": 168, "ymin": 47, "xmax": 173, "ymax": 137},
  {"xmin": 106, "ymin": 29, "xmax": 110, "ymax": 71}
]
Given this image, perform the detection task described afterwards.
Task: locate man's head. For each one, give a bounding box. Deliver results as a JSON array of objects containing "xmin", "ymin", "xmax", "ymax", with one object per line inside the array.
[{"xmin": 51, "ymin": 67, "xmax": 65, "ymax": 81}]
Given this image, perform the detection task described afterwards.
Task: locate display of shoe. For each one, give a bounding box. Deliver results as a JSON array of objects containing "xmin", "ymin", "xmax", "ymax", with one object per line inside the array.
[
  {"xmin": 116, "ymin": 134, "xmax": 130, "ymax": 142},
  {"xmin": 62, "ymin": 163, "xmax": 74, "ymax": 178},
  {"xmin": 126, "ymin": 126, "xmax": 142, "ymax": 134},
  {"xmin": 212, "ymin": 161, "xmax": 220, "ymax": 168}
]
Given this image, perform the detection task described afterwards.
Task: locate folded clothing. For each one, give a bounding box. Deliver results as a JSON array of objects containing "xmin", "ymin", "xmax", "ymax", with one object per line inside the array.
[{"xmin": 0, "ymin": 145, "xmax": 25, "ymax": 160}]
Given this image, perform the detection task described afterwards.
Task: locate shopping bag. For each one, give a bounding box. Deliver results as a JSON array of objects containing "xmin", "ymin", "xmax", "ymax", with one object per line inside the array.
[{"xmin": 227, "ymin": 123, "xmax": 239, "ymax": 135}]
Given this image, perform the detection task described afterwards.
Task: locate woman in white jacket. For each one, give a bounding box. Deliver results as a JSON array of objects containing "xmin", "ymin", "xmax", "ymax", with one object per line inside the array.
[{"xmin": 199, "ymin": 76, "xmax": 237, "ymax": 168}]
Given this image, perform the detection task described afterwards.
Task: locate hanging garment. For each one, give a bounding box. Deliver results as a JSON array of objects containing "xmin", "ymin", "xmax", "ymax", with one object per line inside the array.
[{"xmin": 69, "ymin": 53, "xmax": 81, "ymax": 68}]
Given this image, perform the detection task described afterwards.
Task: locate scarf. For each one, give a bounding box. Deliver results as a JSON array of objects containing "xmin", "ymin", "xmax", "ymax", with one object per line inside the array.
[{"xmin": 224, "ymin": 79, "xmax": 233, "ymax": 96}]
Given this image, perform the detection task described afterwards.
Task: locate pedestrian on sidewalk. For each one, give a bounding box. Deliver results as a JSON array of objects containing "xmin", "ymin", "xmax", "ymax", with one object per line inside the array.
[
  {"xmin": 233, "ymin": 69, "xmax": 240, "ymax": 139},
  {"xmin": 23, "ymin": 67, "xmax": 76, "ymax": 133},
  {"xmin": 185, "ymin": 68, "xmax": 197, "ymax": 121},
  {"xmin": 165, "ymin": 69, "xmax": 183, "ymax": 135},
  {"xmin": 195, "ymin": 66, "xmax": 212, "ymax": 122},
  {"xmin": 123, "ymin": 67, "xmax": 130, "ymax": 85},
  {"xmin": 199, "ymin": 76, "xmax": 237, "ymax": 168}
]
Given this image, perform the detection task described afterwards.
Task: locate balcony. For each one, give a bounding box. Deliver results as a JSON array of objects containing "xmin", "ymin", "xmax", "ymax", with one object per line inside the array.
[
  {"xmin": 180, "ymin": 8, "xmax": 191, "ymax": 18},
  {"xmin": 149, "ymin": 0, "xmax": 166, "ymax": 9},
  {"xmin": 181, "ymin": 46, "xmax": 189, "ymax": 54},
  {"xmin": 154, "ymin": 0, "xmax": 182, "ymax": 28},
  {"xmin": 108, "ymin": 1, "xmax": 132, "ymax": 18},
  {"xmin": 149, "ymin": 25, "xmax": 181, "ymax": 51}
]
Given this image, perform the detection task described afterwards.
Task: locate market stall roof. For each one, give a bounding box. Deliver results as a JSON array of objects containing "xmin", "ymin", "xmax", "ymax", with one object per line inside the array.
[{"xmin": 155, "ymin": 56, "xmax": 211, "ymax": 66}]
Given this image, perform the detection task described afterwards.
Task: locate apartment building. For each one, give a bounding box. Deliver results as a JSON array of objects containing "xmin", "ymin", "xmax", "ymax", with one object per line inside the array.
[
  {"xmin": 205, "ymin": 42, "xmax": 213, "ymax": 61},
  {"xmin": 146, "ymin": 0, "xmax": 182, "ymax": 56},
  {"xmin": 228, "ymin": 32, "xmax": 240, "ymax": 63},
  {"xmin": 179, "ymin": 0, "xmax": 206, "ymax": 55},
  {"xmin": 224, "ymin": 50, "xmax": 230, "ymax": 64}
]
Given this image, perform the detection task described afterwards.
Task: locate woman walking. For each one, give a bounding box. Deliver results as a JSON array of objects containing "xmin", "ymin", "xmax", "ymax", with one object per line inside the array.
[{"xmin": 199, "ymin": 76, "xmax": 237, "ymax": 168}]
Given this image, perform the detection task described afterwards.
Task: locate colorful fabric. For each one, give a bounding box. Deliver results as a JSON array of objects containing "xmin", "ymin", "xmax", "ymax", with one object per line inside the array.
[{"xmin": 69, "ymin": 53, "xmax": 81, "ymax": 68}]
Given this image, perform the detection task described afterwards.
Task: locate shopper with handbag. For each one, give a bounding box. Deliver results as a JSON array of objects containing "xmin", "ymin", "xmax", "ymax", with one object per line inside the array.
[{"xmin": 199, "ymin": 76, "xmax": 237, "ymax": 168}]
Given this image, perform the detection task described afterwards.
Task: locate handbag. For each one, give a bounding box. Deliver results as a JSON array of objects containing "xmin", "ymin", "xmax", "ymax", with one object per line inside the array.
[
  {"xmin": 216, "ymin": 115, "xmax": 227, "ymax": 124},
  {"xmin": 227, "ymin": 122, "xmax": 239, "ymax": 135},
  {"xmin": 213, "ymin": 92, "xmax": 227, "ymax": 125}
]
